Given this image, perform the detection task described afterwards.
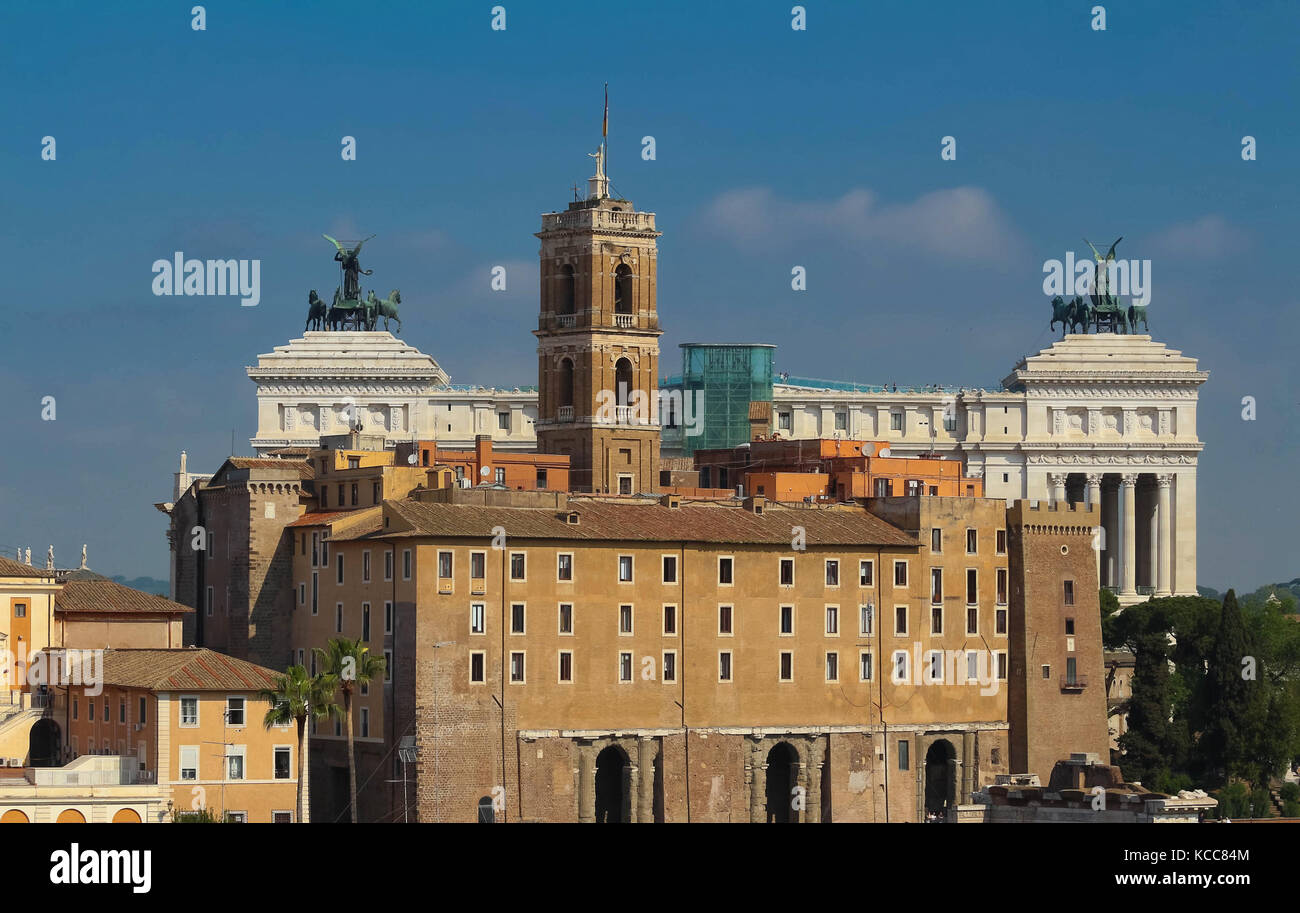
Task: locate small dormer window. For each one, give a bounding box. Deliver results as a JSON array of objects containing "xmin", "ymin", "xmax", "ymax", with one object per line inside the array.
[{"xmin": 566, "ymin": 512, "xmax": 580, "ymax": 525}]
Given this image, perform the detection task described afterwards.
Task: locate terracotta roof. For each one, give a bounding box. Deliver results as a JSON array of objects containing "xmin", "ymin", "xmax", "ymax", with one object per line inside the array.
[
  {"xmin": 382, "ymin": 498, "xmax": 916, "ymax": 547},
  {"xmin": 97, "ymin": 648, "xmax": 279, "ymax": 691},
  {"xmin": 748, "ymin": 401, "xmax": 772, "ymax": 421},
  {"xmin": 220, "ymin": 457, "xmax": 315, "ymax": 480},
  {"xmin": 0, "ymin": 556, "xmax": 53, "ymax": 579},
  {"xmin": 56, "ymin": 578, "xmax": 194, "ymax": 615},
  {"xmin": 287, "ymin": 510, "xmax": 354, "ymax": 528}
]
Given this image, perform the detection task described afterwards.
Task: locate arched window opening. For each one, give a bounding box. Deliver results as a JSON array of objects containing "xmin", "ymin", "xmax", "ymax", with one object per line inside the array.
[
  {"xmin": 614, "ymin": 264, "xmax": 634, "ymax": 315},
  {"xmin": 558, "ymin": 265, "xmax": 576, "ymax": 315},
  {"xmin": 559, "ymin": 358, "xmax": 575, "ymax": 410},
  {"xmin": 614, "ymin": 358, "xmax": 634, "ymax": 408}
]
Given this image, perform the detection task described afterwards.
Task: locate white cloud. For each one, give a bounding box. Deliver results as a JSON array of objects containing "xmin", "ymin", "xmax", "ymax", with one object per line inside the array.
[
  {"xmin": 700, "ymin": 186, "xmax": 1023, "ymax": 263},
  {"xmin": 1146, "ymin": 215, "xmax": 1248, "ymax": 258}
]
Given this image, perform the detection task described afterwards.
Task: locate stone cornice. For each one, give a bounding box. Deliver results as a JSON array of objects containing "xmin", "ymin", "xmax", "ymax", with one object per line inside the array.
[{"xmin": 1025, "ymin": 452, "xmax": 1199, "ymax": 466}]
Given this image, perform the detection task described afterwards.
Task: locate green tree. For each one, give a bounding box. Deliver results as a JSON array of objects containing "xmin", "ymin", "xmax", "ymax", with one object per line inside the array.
[
  {"xmin": 259, "ymin": 664, "xmax": 340, "ymax": 823},
  {"xmin": 1201, "ymin": 590, "xmax": 1270, "ymax": 787},
  {"xmin": 315, "ymin": 638, "xmax": 386, "ymax": 823}
]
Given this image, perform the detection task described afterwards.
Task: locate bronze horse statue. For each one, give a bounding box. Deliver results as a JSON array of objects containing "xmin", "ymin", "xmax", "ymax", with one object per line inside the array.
[
  {"xmin": 305, "ymin": 290, "xmax": 328, "ymax": 331},
  {"xmin": 366, "ymin": 289, "xmax": 402, "ymax": 334},
  {"xmin": 1128, "ymin": 303, "xmax": 1149, "ymax": 333}
]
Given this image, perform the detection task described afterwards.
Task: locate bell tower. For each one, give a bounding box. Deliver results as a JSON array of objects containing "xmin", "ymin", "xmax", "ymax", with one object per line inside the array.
[{"xmin": 534, "ymin": 117, "xmax": 662, "ymax": 494}]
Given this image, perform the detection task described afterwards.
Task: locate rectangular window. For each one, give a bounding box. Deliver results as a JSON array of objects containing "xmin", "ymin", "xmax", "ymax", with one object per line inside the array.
[
  {"xmin": 471, "ymin": 551, "xmax": 485, "ymax": 580},
  {"xmin": 559, "ymin": 651, "xmax": 573, "ymax": 683},
  {"xmin": 139, "ymin": 697, "xmax": 147, "ymax": 725},
  {"xmin": 825, "ymin": 560, "xmax": 840, "ymax": 587},
  {"xmin": 335, "ymin": 603, "xmax": 343, "ymax": 634},
  {"xmin": 967, "ymin": 606, "xmax": 978, "ymax": 635},
  {"xmin": 403, "ymin": 549, "xmax": 412, "ymax": 580},
  {"xmin": 383, "ymin": 650, "xmax": 391, "ymax": 682},
  {"xmin": 718, "ymin": 556, "xmax": 734, "ymax": 585},
  {"xmin": 894, "ymin": 605, "xmax": 908, "ymax": 636},
  {"xmin": 780, "ymin": 558, "xmax": 794, "ymax": 587},
  {"xmin": 931, "ymin": 605, "xmax": 943, "ymax": 635},
  {"xmin": 1065, "ymin": 618, "xmax": 1075, "ymax": 636},
  {"xmin": 662, "ymin": 604, "xmax": 677, "ymax": 635},
  {"xmin": 892, "ymin": 651, "xmax": 909, "ymax": 683},
  {"xmin": 311, "ymin": 574, "xmax": 318, "ymax": 615},
  {"xmin": 619, "ymin": 604, "xmax": 634, "ymax": 635},
  {"xmin": 559, "ymin": 603, "xmax": 573, "ymax": 634},
  {"xmin": 825, "ymin": 605, "xmax": 839, "ymax": 635},
  {"xmin": 618, "ymin": 555, "xmax": 633, "ymax": 583},
  {"xmin": 1042, "ymin": 664, "xmax": 1052, "ymax": 680},
  {"xmin": 996, "ymin": 607, "xmax": 1008, "ymax": 635},
  {"xmin": 510, "ymin": 603, "xmax": 525, "ymax": 634},
  {"xmin": 1063, "ymin": 580, "xmax": 1075, "ymax": 606},
  {"xmin": 834, "ymin": 411, "xmax": 847, "ymax": 431},
  {"xmin": 996, "ymin": 529, "xmax": 1006, "ymax": 554},
  {"xmin": 891, "ymin": 411, "xmax": 903, "ymax": 432},
  {"xmin": 894, "ymin": 561, "xmax": 908, "ymax": 587},
  {"xmin": 362, "ymin": 550, "xmax": 371, "ymax": 582},
  {"xmin": 780, "ymin": 605, "xmax": 794, "ymax": 635},
  {"xmin": 362, "ymin": 603, "xmax": 370, "ymax": 641},
  {"xmin": 825, "ymin": 652, "xmax": 839, "ymax": 682},
  {"xmin": 299, "ymin": 582, "xmax": 305, "ymax": 606},
  {"xmin": 996, "ymin": 651, "xmax": 1008, "ymax": 680},
  {"xmin": 898, "ymin": 740, "xmax": 910, "ymax": 771},
  {"xmin": 385, "ymin": 601, "xmax": 393, "ymax": 634},
  {"xmin": 72, "ymin": 698, "xmax": 79, "ymax": 720},
  {"xmin": 859, "ymin": 651, "xmax": 874, "ymax": 682},
  {"xmin": 619, "ymin": 652, "xmax": 633, "ymax": 682},
  {"xmin": 180, "ymin": 747, "xmax": 198, "ymax": 781},
  {"xmin": 859, "ymin": 604, "xmax": 874, "ymax": 635},
  {"xmin": 497, "ymin": 411, "xmax": 510, "ymax": 430},
  {"xmin": 510, "ymin": 553, "xmax": 526, "ymax": 580},
  {"xmin": 930, "ymin": 568, "xmax": 943, "ymax": 604},
  {"xmin": 718, "ymin": 605, "xmax": 733, "ymax": 635},
  {"xmin": 311, "ymin": 533, "xmax": 319, "ymax": 567},
  {"xmin": 968, "ymin": 651, "xmax": 980, "ymax": 683},
  {"xmin": 966, "ymin": 568, "xmax": 978, "ymax": 605},
  {"xmin": 859, "ymin": 560, "xmax": 873, "ymax": 587},
  {"xmin": 931, "ymin": 528, "xmax": 942, "ymax": 552},
  {"xmin": 874, "ymin": 477, "xmax": 891, "ymax": 497},
  {"xmin": 778, "ymin": 411, "xmax": 792, "ymax": 431},
  {"xmin": 927, "ymin": 651, "xmax": 943, "ymax": 682},
  {"xmin": 963, "ymin": 530, "xmax": 975, "ymax": 555},
  {"xmin": 181, "ymin": 697, "xmax": 198, "ymax": 727},
  {"xmin": 373, "ymin": 481, "xmax": 381, "ymax": 504},
  {"xmin": 470, "ymin": 652, "xmax": 485, "ymax": 683},
  {"xmin": 779, "ymin": 651, "xmax": 793, "ymax": 681},
  {"xmin": 89, "ymin": 700, "xmax": 95, "ymax": 722},
  {"xmin": 509, "ymin": 651, "xmax": 525, "ymax": 683},
  {"xmin": 1066, "ymin": 657, "xmax": 1078, "ymax": 684},
  {"xmin": 719, "ymin": 651, "xmax": 733, "ymax": 682},
  {"xmin": 662, "ymin": 555, "xmax": 677, "ymax": 584},
  {"xmin": 274, "ymin": 746, "xmax": 291, "ymax": 780},
  {"xmin": 438, "ymin": 551, "xmax": 453, "ymax": 579},
  {"xmin": 206, "ymin": 586, "xmax": 214, "ymax": 617},
  {"xmin": 226, "ymin": 697, "xmax": 245, "ymax": 727},
  {"xmin": 663, "ymin": 651, "xmax": 677, "ymax": 683},
  {"xmin": 557, "ymin": 553, "xmax": 573, "ymax": 582},
  {"xmin": 336, "ymin": 554, "xmax": 344, "ymax": 585},
  {"xmin": 996, "ymin": 568, "xmax": 1007, "ymax": 605},
  {"xmin": 536, "ymin": 468, "xmax": 548, "ymax": 489}
]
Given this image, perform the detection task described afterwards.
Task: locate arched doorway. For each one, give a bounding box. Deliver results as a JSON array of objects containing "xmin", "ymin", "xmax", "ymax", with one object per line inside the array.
[
  {"xmin": 765, "ymin": 742, "xmax": 800, "ymax": 823},
  {"xmin": 56, "ymin": 808, "xmax": 86, "ymax": 824},
  {"xmin": 476, "ymin": 796, "xmax": 496, "ymax": 823},
  {"xmin": 28, "ymin": 719, "xmax": 60, "ymax": 768},
  {"xmin": 558, "ymin": 358, "xmax": 575, "ymax": 409},
  {"xmin": 558, "ymin": 264, "xmax": 576, "ymax": 315},
  {"xmin": 594, "ymin": 745, "xmax": 629, "ymax": 823},
  {"xmin": 614, "ymin": 264, "xmax": 634, "ymax": 314},
  {"xmin": 924, "ymin": 740, "xmax": 957, "ymax": 820},
  {"xmin": 111, "ymin": 808, "xmax": 142, "ymax": 823},
  {"xmin": 614, "ymin": 358, "xmax": 634, "ymax": 408}
]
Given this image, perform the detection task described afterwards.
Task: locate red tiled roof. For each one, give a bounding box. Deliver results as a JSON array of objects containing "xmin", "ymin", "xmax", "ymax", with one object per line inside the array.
[
  {"xmin": 0, "ymin": 556, "xmax": 53, "ymax": 579},
  {"xmin": 383, "ymin": 498, "xmax": 916, "ymax": 547},
  {"xmin": 287, "ymin": 510, "xmax": 354, "ymax": 528},
  {"xmin": 56, "ymin": 578, "xmax": 194, "ymax": 615},
  {"xmin": 97, "ymin": 648, "xmax": 280, "ymax": 691}
]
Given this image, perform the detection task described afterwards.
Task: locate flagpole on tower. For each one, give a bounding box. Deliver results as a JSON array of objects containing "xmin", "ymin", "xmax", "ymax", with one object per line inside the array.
[{"xmin": 602, "ymin": 82, "xmax": 609, "ymax": 189}]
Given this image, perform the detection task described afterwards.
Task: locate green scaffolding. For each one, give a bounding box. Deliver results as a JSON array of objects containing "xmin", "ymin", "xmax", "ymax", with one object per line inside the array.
[{"xmin": 677, "ymin": 344, "xmax": 775, "ymax": 457}]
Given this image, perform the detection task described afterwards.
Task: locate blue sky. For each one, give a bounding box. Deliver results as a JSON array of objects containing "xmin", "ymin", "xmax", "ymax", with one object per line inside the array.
[{"xmin": 0, "ymin": 0, "xmax": 1295, "ymax": 589}]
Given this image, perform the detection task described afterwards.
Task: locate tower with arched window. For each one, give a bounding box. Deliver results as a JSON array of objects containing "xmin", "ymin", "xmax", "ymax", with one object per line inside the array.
[{"xmin": 534, "ymin": 145, "xmax": 662, "ymax": 494}]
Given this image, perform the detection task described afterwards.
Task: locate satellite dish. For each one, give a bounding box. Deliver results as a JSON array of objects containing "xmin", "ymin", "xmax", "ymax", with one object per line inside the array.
[
  {"xmin": 407, "ymin": 453, "xmax": 418, "ymax": 465},
  {"xmin": 480, "ymin": 466, "xmax": 491, "ymax": 478},
  {"xmin": 879, "ymin": 448, "xmax": 891, "ymax": 457}
]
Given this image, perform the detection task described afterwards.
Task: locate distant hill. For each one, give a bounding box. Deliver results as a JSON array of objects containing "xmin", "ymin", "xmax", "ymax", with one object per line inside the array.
[
  {"xmin": 1197, "ymin": 580, "xmax": 1300, "ymax": 612},
  {"xmin": 108, "ymin": 575, "xmax": 169, "ymax": 597}
]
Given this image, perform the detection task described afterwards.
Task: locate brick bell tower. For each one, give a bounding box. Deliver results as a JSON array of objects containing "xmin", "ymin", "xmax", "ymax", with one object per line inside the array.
[{"xmin": 534, "ymin": 105, "xmax": 662, "ymax": 494}]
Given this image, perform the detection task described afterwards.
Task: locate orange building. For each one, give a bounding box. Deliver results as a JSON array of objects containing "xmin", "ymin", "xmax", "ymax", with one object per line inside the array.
[
  {"xmin": 695, "ymin": 439, "xmax": 985, "ymax": 502},
  {"xmin": 62, "ymin": 648, "xmax": 298, "ymax": 823},
  {"xmin": 396, "ymin": 436, "xmax": 569, "ymax": 492}
]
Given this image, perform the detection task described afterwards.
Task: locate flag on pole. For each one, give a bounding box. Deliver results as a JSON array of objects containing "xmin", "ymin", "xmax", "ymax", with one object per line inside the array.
[{"xmin": 602, "ymin": 83, "xmax": 608, "ymax": 137}]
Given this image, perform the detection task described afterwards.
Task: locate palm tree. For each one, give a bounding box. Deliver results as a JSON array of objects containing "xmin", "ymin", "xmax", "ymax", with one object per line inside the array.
[
  {"xmin": 314, "ymin": 638, "xmax": 385, "ymax": 823},
  {"xmin": 259, "ymin": 665, "xmax": 339, "ymax": 823}
]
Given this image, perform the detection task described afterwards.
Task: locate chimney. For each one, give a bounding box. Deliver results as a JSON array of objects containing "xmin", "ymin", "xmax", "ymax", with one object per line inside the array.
[{"xmin": 475, "ymin": 434, "xmax": 493, "ymax": 479}]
